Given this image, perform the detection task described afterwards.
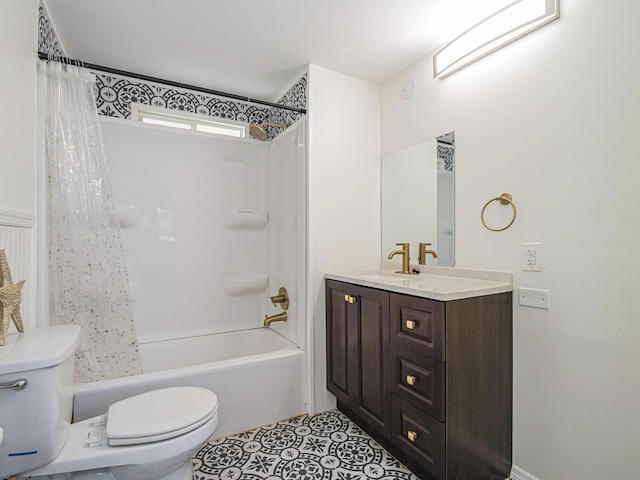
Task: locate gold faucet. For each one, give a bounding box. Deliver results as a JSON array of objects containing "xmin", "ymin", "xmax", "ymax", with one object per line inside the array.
[
  {"xmin": 388, "ymin": 242, "xmax": 411, "ymax": 274},
  {"xmin": 418, "ymin": 242, "xmax": 438, "ymax": 265},
  {"xmin": 264, "ymin": 311, "xmax": 287, "ymax": 326}
]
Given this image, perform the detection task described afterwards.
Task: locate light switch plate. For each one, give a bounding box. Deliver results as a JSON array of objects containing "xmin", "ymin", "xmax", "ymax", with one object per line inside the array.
[{"xmin": 518, "ymin": 287, "xmax": 550, "ymax": 309}]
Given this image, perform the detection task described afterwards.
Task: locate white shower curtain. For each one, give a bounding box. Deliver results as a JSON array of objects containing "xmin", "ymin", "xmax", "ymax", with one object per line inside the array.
[{"xmin": 42, "ymin": 62, "xmax": 143, "ymax": 382}]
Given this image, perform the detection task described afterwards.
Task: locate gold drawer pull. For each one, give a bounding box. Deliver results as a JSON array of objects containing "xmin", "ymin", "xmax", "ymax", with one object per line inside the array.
[
  {"xmin": 407, "ymin": 430, "xmax": 418, "ymax": 442},
  {"xmin": 406, "ymin": 375, "xmax": 416, "ymax": 386},
  {"xmin": 344, "ymin": 295, "xmax": 357, "ymax": 304},
  {"xmin": 406, "ymin": 320, "xmax": 416, "ymax": 329}
]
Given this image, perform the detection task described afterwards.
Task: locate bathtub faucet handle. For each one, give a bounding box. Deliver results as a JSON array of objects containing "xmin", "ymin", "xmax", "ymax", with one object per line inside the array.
[{"xmin": 270, "ymin": 287, "xmax": 289, "ymax": 310}]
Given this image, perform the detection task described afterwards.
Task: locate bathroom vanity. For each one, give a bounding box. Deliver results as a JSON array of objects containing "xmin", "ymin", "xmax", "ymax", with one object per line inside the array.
[{"xmin": 325, "ymin": 268, "xmax": 513, "ymax": 480}]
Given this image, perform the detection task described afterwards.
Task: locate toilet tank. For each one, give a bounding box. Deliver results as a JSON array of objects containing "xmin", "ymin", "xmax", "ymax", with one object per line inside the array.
[{"xmin": 0, "ymin": 325, "xmax": 80, "ymax": 479}]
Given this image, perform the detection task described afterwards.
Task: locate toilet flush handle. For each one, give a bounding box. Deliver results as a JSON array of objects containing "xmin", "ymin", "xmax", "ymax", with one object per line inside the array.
[{"xmin": 0, "ymin": 378, "xmax": 27, "ymax": 391}]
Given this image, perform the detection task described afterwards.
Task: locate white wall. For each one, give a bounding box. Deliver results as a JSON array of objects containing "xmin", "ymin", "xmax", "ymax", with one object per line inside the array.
[
  {"xmin": 308, "ymin": 65, "xmax": 381, "ymax": 413},
  {"xmin": 0, "ymin": 0, "xmax": 37, "ymax": 213},
  {"xmin": 380, "ymin": 0, "xmax": 640, "ymax": 479},
  {"xmin": 0, "ymin": 0, "xmax": 38, "ymax": 330}
]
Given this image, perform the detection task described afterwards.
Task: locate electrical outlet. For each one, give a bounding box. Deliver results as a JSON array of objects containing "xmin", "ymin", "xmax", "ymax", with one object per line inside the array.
[{"xmin": 522, "ymin": 242, "xmax": 542, "ymax": 271}]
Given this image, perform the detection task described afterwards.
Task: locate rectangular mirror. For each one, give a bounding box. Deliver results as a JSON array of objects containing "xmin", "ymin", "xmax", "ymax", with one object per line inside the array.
[{"xmin": 381, "ymin": 132, "xmax": 455, "ymax": 267}]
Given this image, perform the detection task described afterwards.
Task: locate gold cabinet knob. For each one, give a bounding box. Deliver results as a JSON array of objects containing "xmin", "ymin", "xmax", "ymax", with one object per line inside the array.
[
  {"xmin": 407, "ymin": 430, "xmax": 418, "ymax": 442},
  {"xmin": 406, "ymin": 320, "xmax": 416, "ymax": 329},
  {"xmin": 406, "ymin": 375, "xmax": 416, "ymax": 386},
  {"xmin": 344, "ymin": 294, "xmax": 357, "ymax": 303}
]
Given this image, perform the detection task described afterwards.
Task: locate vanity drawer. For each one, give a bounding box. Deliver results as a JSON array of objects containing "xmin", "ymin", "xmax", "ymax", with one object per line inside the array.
[
  {"xmin": 390, "ymin": 293, "xmax": 445, "ymax": 361},
  {"xmin": 389, "ymin": 348, "xmax": 445, "ymax": 421},
  {"xmin": 390, "ymin": 394, "xmax": 446, "ymax": 480}
]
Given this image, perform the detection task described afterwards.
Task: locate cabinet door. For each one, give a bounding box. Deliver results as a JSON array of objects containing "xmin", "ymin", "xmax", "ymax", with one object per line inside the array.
[
  {"xmin": 351, "ymin": 283, "xmax": 390, "ymax": 435},
  {"xmin": 326, "ymin": 280, "xmax": 353, "ymax": 405},
  {"xmin": 326, "ymin": 280, "xmax": 389, "ymax": 436}
]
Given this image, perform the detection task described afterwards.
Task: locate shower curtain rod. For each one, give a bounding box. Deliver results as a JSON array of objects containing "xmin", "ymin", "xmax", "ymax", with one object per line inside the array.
[{"xmin": 37, "ymin": 51, "xmax": 307, "ymax": 115}]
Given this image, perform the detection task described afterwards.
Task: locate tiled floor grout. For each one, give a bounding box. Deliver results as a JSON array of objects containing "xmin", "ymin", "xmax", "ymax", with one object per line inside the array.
[{"xmin": 193, "ymin": 409, "xmax": 419, "ymax": 480}]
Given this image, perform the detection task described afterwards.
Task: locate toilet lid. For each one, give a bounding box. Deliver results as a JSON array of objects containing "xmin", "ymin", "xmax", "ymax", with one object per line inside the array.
[{"xmin": 105, "ymin": 386, "xmax": 218, "ymax": 446}]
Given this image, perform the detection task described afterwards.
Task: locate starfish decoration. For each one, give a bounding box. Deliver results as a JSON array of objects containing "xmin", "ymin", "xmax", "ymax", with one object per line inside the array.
[{"xmin": 0, "ymin": 249, "xmax": 25, "ymax": 346}]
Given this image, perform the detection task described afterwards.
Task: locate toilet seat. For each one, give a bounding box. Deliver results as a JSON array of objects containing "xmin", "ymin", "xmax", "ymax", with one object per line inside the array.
[{"xmin": 105, "ymin": 386, "xmax": 218, "ymax": 446}]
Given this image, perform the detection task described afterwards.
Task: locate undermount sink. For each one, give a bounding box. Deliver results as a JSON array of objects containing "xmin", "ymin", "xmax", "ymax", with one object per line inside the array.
[{"xmin": 325, "ymin": 266, "xmax": 512, "ymax": 301}]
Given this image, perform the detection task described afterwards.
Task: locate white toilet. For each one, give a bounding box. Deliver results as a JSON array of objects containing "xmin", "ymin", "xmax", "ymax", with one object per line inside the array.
[{"xmin": 0, "ymin": 325, "xmax": 219, "ymax": 480}]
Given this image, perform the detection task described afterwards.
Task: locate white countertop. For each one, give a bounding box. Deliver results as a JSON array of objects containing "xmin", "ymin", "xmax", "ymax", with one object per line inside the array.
[{"xmin": 325, "ymin": 264, "xmax": 513, "ymax": 301}]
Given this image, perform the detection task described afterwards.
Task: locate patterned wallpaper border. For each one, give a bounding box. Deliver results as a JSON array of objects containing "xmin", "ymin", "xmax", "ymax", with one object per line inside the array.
[
  {"xmin": 95, "ymin": 73, "xmax": 307, "ymax": 141},
  {"xmin": 437, "ymin": 143, "xmax": 455, "ymax": 172},
  {"xmin": 38, "ymin": 0, "xmax": 65, "ymax": 56},
  {"xmin": 38, "ymin": 1, "xmax": 308, "ymax": 141}
]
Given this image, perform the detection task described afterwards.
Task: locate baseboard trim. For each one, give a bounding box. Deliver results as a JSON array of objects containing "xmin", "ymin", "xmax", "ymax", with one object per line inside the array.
[
  {"xmin": 510, "ymin": 465, "xmax": 541, "ymax": 480},
  {"xmin": 0, "ymin": 208, "xmax": 36, "ymax": 228}
]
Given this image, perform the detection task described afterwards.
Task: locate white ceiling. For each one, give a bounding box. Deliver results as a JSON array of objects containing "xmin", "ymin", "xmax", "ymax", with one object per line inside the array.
[{"xmin": 45, "ymin": 0, "xmax": 510, "ymax": 101}]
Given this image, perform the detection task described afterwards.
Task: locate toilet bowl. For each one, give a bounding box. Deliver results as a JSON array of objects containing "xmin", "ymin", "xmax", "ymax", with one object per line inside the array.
[
  {"xmin": 0, "ymin": 326, "xmax": 219, "ymax": 480},
  {"xmin": 23, "ymin": 386, "xmax": 219, "ymax": 480}
]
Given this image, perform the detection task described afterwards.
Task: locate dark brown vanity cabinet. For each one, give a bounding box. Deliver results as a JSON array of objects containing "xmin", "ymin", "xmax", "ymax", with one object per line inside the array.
[{"xmin": 326, "ymin": 279, "xmax": 513, "ymax": 480}]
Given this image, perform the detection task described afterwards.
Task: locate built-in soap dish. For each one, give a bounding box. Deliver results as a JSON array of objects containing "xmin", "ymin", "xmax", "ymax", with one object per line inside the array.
[
  {"xmin": 224, "ymin": 210, "xmax": 268, "ymax": 229},
  {"xmin": 109, "ymin": 205, "xmax": 139, "ymax": 228},
  {"xmin": 128, "ymin": 281, "xmax": 140, "ymax": 302},
  {"xmin": 224, "ymin": 274, "xmax": 269, "ymax": 295}
]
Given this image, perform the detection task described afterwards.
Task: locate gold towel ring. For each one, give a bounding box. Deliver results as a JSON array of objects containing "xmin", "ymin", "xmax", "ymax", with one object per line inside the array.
[{"xmin": 481, "ymin": 193, "xmax": 517, "ymax": 232}]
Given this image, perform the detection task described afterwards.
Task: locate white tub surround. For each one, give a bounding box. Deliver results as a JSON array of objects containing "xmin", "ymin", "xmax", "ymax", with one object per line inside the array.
[
  {"xmin": 76, "ymin": 115, "xmax": 310, "ymax": 440},
  {"xmin": 101, "ymin": 117, "xmax": 307, "ymax": 349},
  {"xmin": 326, "ymin": 265, "xmax": 512, "ymax": 301}
]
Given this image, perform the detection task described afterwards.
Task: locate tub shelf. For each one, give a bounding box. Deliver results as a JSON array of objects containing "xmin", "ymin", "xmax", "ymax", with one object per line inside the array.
[
  {"xmin": 110, "ymin": 205, "xmax": 140, "ymax": 228},
  {"xmin": 224, "ymin": 274, "xmax": 269, "ymax": 295},
  {"xmin": 224, "ymin": 211, "xmax": 268, "ymax": 230}
]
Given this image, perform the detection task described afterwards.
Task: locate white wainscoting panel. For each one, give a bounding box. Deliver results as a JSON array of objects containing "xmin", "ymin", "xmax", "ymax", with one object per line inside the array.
[{"xmin": 0, "ymin": 208, "xmax": 36, "ymax": 330}]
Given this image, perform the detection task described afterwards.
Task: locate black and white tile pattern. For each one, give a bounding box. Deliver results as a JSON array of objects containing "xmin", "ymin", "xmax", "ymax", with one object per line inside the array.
[
  {"xmin": 38, "ymin": 0, "xmax": 65, "ymax": 56},
  {"xmin": 38, "ymin": 2, "xmax": 308, "ymax": 142},
  {"xmin": 92, "ymin": 72, "xmax": 307, "ymax": 141},
  {"xmin": 437, "ymin": 143, "xmax": 455, "ymax": 172},
  {"xmin": 93, "ymin": 73, "xmax": 307, "ymax": 141},
  {"xmin": 94, "ymin": 74, "xmax": 273, "ymax": 123},
  {"xmin": 193, "ymin": 410, "xmax": 418, "ymax": 480}
]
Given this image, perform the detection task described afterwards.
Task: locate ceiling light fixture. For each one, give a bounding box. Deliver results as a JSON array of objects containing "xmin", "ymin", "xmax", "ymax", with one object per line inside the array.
[{"xmin": 433, "ymin": 0, "xmax": 559, "ymax": 79}]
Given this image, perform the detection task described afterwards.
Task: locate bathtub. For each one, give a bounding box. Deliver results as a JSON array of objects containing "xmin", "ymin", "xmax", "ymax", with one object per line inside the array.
[{"xmin": 71, "ymin": 328, "xmax": 307, "ymax": 439}]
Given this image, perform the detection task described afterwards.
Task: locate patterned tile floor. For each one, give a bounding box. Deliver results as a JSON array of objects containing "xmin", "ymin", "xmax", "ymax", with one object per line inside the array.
[{"xmin": 193, "ymin": 409, "xmax": 419, "ymax": 480}]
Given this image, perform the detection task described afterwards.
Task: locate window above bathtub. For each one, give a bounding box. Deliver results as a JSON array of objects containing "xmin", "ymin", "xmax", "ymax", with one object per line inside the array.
[{"xmin": 131, "ymin": 104, "xmax": 247, "ymax": 138}]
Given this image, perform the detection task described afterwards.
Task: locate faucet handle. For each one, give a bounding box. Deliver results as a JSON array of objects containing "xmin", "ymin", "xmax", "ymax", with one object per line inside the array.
[
  {"xmin": 396, "ymin": 242, "xmax": 410, "ymax": 251},
  {"xmin": 418, "ymin": 242, "xmax": 437, "ymax": 265},
  {"xmin": 270, "ymin": 287, "xmax": 289, "ymax": 310}
]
